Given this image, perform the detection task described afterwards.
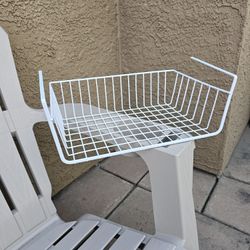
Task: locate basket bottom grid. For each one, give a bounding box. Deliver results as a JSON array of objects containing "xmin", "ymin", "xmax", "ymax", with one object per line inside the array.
[{"xmin": 56, "ymin": 103, "xmax": 209, "ymax": 161}]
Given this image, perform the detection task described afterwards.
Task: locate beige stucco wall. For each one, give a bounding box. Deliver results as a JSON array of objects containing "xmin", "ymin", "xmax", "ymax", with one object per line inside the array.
[
  {"xmin": 0, "ymin": 0, "xmax": 120, "ymax": 194},
  {"xmin": 0, "ymin": 0, "xmax": 249, "ymax": 188},
  {"xmin": 118, "ymin": 0, "xmax": 249, "ymax": 174},
  {"xmin": 222, "ymin": 1, "xmax": 250, "ymax": 171}
]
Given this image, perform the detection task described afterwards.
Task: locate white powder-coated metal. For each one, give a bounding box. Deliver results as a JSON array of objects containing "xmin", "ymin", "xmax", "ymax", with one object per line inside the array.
[{"xmin": 39, "ymin": 58, "xmax": 237, "ymax": 164}]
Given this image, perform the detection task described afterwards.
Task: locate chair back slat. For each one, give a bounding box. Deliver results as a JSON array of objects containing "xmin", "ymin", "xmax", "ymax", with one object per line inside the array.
[
  {"xmin": 0, "ymin": 183, "xmax": 22, "ymax": 249},
  {"xmin": 0, "ymin": 132, "xmax": 46, "ymax": 230},
  {"xmin": 0, "ymin": 112, "xmax": 22, "ymax": 249},
  {"xmin": 16, "ymin": 129, "xmax": 56, "ymax": 217}
]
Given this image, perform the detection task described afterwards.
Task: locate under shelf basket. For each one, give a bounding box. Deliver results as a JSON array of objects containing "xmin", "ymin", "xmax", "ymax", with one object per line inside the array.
[{"xmin": 39, "ymin": 57, "xmax": 237, "ymax": 164}]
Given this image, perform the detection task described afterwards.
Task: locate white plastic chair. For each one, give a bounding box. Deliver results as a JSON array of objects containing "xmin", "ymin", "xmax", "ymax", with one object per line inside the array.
[{"xmin": 0, "ymin": 27, "xmax": 198, "ymax": 250}]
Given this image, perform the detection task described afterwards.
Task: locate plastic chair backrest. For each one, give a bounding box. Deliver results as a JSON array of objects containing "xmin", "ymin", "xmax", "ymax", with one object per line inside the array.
[{"xmin": 0, "ymin": 27, "xmax": 56, "ymax": 250}]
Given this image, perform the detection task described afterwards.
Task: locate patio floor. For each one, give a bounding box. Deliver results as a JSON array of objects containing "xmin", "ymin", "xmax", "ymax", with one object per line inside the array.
[{"xmin": 53, "ymin": 126, "xmax": 250, "ymax": 250}]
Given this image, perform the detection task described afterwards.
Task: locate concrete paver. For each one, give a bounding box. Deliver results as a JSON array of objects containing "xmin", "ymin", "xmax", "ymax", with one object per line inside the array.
[
  {"xmin": 197, "ymin": 213, "xmax": 250, "ymax": 250},
  {"xmin": 224, "ymin": 127, "xmax": 250, "ymax": 184},
  {"xmin": 205, "ymin": 176, "xmax": 250, "ymax": 235},
  {"xmin": 53, "ymin": 168, "xmax": 133, "ymax": 221},
  {"xmin": 193, "ymin": 170, "xmax": 217, "ymax": 212},
  {"xmin": 138, "ymin": 172, "xmax": 151, "ymax": 191},
  {"xmin": 100, "ymin": 155, "xmax": 148, "ymax": 183},
  {"xmin": 109, "ymin": 187, "xmax": 155, "ymax": 234}
]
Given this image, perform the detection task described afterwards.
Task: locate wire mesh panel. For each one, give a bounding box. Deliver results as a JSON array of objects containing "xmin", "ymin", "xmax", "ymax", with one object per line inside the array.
[{"xmin": 40, "ymin": 57, "xmax": 237, "ymax": 164}]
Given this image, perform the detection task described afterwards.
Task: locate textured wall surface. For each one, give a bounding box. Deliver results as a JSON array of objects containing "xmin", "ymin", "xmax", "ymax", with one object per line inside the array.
[
  {"xmin": 222, "ymin": 1, "xmax": 250, "ymax": 170},
  {"xmin": 0, "ymin": 0, "xmax": 119, "ymax": 193},
  {"xmin": 119, "ymin": 0, "xmax": 248, "ymax": 173}
]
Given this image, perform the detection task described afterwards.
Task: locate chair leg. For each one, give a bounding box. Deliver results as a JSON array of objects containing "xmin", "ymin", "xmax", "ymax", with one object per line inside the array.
[{"xmin": 137, "ymin": 141, "xmax": 199, "ymax": 250}]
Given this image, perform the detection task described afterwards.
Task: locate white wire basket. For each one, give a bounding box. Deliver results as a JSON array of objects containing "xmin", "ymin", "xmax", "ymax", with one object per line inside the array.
[{"xmin": 39, "ymin": 57, "xmax": 237, "ymax": 164}]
